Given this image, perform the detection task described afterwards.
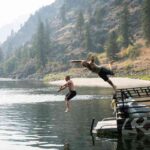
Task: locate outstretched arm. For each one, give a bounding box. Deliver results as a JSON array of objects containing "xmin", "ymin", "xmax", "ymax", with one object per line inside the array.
[
  {"xmin": 58, "ymin": 85, "xmax": 66, "ymax": 92},
  {"xmin": 70, "ymin": 60, "xmax": 84, "ymax": 63},
  {"xmin": 71, "ymin": 60, "xmax": 89, "ymax": 68},
  {"xmin": 57, "ymin": 83, "xmax": 68, "ymax": 92}
]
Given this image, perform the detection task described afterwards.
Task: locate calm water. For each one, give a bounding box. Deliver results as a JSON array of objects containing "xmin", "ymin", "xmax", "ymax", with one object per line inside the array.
[{"xmin": 0, "ymin": 79, "xmax": 149, "ymax": 150}]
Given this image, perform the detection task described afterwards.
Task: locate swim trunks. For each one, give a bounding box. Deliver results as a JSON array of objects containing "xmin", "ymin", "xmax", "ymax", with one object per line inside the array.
[
  {"xmin": 65, "ymin": 91, "xmax": 77, "ymax": 101},
  {"xmin": 98, "ymin": 67, "xmax": 114, "ymax": 81}
]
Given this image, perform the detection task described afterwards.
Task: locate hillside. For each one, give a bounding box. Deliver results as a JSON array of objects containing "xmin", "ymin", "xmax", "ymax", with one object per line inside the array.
[
  {"xmin": 0, "ymin": 15, "xmax": 29, "ymax": 43},
  {"xmin": 0, "ymin": 0, "xmax": 149, "ymax": 79},
  {"xmin": 113, "ymin": 44, "xmax": 150, "ymax": 77}
]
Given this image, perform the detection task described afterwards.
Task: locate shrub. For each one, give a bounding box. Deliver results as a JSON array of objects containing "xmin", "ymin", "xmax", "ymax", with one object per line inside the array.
[
  {"xmin": 119, "ymin": 44, "xmax": 141, "ymax": 59},
  {"xmin": 126, "ymin": 44, "xmax": 141, "ymax": 59}
]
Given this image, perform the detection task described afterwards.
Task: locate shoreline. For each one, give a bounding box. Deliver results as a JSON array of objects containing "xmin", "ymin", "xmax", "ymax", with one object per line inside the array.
[{"xmin": 49, "ymin": 77, "xmax": 150, "ymax": 89}]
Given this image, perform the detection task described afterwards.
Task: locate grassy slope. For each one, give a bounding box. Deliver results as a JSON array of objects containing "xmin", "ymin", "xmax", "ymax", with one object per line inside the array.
[
  {"xmin": 104, "ymin": 40, "xmax": 150, "ymax": 80},
  {"xmin": 44, "ymin": 40, "xmax": 150, "ymax": 81}
]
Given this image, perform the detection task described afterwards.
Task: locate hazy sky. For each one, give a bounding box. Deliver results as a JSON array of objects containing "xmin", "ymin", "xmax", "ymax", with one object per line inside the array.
[{"xmin": 0, "ymin": 0, "xmax": 55, "ymax": 28}]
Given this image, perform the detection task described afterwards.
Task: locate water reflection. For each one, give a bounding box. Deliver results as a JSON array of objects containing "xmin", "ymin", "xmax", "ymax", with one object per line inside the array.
[
  {"xmin": 95, "ymin": 135, "xmax": 150, "ymax": 150},
  {"xmin": 64, "ymin": 143, "xmax": 70, "ymax": 150},
  {"xmin": 0, "ymin": 99, "xmax": 113, "ymax": 150},
  {"xmin": 117, "ymin": 135, "xmax": 150, "ymax": 150},
  {"xmin": 0, "ymin": 103, "xmax": 64, "ymax": 149}
]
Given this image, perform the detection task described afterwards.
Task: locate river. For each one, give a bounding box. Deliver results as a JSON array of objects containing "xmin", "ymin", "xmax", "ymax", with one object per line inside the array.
[{"xmin": 0, "ymin": 79, "xmax": 149, "ymax": 150}]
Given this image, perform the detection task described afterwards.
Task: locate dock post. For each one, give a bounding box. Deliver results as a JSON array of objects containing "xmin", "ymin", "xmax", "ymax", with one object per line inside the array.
[
  {"xmin": 90, "ymin": 118, "xmax": 95, "ymax": 136},
  {"xmin": 90, "ymin": 118, "xmax": 95, "ymax": 146}
]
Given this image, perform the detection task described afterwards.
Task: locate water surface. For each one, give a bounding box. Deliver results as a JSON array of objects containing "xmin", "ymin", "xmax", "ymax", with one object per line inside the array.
[{"xmin": 0, "ymin": 79, "xmax": 149, "ymax": 150}]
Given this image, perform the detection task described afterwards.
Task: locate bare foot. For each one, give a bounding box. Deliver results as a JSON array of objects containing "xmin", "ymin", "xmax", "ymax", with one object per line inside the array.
[{"xmin": 65, "ymin": 109, "xmax": 69, "ymax": 112}]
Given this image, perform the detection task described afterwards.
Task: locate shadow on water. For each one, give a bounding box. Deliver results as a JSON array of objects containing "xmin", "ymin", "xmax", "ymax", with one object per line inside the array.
[
  {"xmin": 63, "ymin": 135, "xmax": 150, "ymax": 150},
  {"xmin": 94, "ymin": 135, "xmax": 150, "ymax": 150}
]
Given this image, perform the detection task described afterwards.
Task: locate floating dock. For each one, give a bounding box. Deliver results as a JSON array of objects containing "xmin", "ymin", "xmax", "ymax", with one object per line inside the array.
[{"xmin": 92, "ymin": 86, "xmax": 150, "ymax": 137}]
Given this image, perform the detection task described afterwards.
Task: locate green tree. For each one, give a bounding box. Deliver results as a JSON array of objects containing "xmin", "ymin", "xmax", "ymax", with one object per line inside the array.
[
  {"xmin": 0, "ymin": 47, "xmax": 3, "ymax": 62},
  {"xmin": 94, "ymin": 7, "xmax": 105, "ymax": 26},
  {"xmin": 142, "ymin": 0, "xmax": 150, "ymax": 45},
  {"xmin": 64, "ymin": 0, "xmax": 88, "ymax": 8},
  {"xmin": 4, "ymin": 57, "xmax": 17, "ymax": 74},
  {"xmin": 114, "ymin": 0, "xmax": 123, "ymax": 5},
  {"xmin": 106, "ymin": 31, "xmax": 118, "ymax": 60},
  {"xmin": 84, "ymin": 23, "xmax": 93, "ymax": 51},
  {"xmin": 76, "ymin": 11, "xmax": 84, "ymax": 36},
  {"xmin": 44, "ymin": 21, "xmax": 51, "ymax": 56},
  {"xmin": 60, "ymin": 4, "xmax": 67, "ymax": 25},
  {"xmin": 119, "ymin": 5, "xmax": 130, "ymax": 48},
  {"xmin": 34, "ymin": 21, "xmax": 49, "ymax": 69}
]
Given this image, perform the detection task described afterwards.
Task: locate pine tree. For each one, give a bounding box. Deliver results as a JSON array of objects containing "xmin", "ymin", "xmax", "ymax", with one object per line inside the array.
[
  {"xmin": 60, "ymin": 4, "xmax": 67, "ymax": 25},
  {"xmin": 115, "ymin": 0, "xmax": 123, "ymax": 5},
  {"xmin": 44, "ymin": 21, "xmax": 51, "ymax": 56},
  {"xmin": 76, "ymin": 11, "xmax": 84, "ymax": 36},
  {"xmin": 35, "ymin": 21, "xmax": 48, "ymax": 69},
  {"xmin": 95, "ymin": 7, "xmax": 105, "ymax": 26},
  {"xmin": 0, "ymin": 47, "xmax": 3, "ymax": 62},
  {"xmin": 119, "ymin": 5, "xmax": 130, "ymax": 48},
  {"xmin": 84, "ymin": 23, "xmax": 92, "ymax": 51},
  {"xmin": 142, "ymin": 0, "xmax": 150, "ymax": 45},
  {"xmin": 106, "ymin": 31, "xmax": 118, "ymax": 60}
]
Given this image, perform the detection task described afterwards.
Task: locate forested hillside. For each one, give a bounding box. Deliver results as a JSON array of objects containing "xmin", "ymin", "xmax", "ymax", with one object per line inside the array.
[{"xmin": 0, "ymin": 0, "xmax": 149, "ymax": 79}]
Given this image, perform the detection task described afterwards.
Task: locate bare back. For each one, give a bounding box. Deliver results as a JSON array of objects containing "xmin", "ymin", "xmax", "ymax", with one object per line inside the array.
[
  {"xmin": 81, "ymin": 60, "xmax": 101, "ymax": 73},
  {"xmin": 88, "ymin": 62, "xmax": 101, "ymax": 73}
]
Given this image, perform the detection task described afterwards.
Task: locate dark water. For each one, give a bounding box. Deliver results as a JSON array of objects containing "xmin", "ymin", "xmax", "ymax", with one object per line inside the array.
[{"xmin": 0, "ymin": 79, "xmax": 149, "ymax": 150}]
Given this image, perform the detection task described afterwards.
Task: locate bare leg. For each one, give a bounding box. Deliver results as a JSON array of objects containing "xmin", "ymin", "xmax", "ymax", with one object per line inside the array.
[
  {"xmin": 65, "ymin": 98, "xmax": 70, "ymax": 112},
  {"xmin": 108, "ymin": 60, "xmax": 115, "ymax": 70},
  {"xmin": 107, "ymin": 79, "xmax": 116, "ymax": 91},
  {"xmin": 108, "ymin": 63, "xmax": 112, "ymax": 70},
  {"xmin": 107, "ymin": 61, "xmax": 117, "ymax": 91}
]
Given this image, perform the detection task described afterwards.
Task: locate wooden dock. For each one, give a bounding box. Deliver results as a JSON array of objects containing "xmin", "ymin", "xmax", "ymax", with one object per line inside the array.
[{"xmin": 92, "ymin": 86, "xmax": 150, "ymax": 137}]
